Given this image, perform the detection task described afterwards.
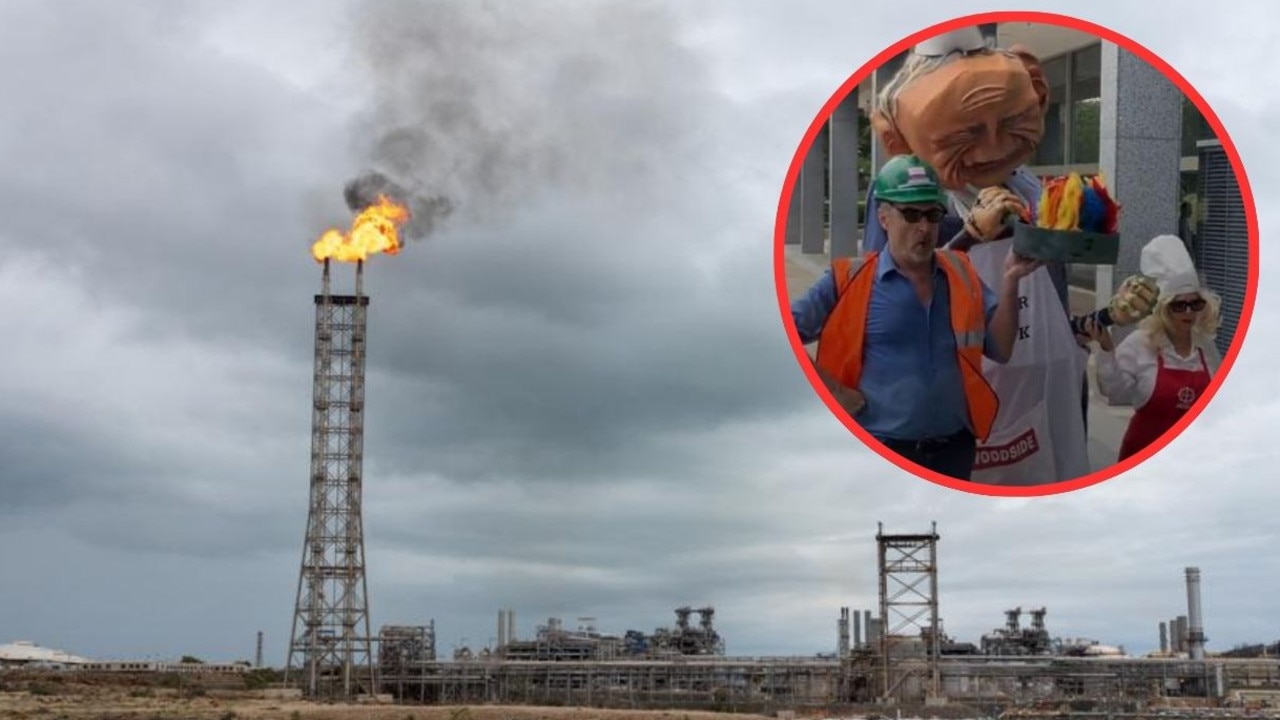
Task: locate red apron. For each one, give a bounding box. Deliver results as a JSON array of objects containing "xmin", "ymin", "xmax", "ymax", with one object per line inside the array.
[{"xmin": 1118, "ymin": 348, "xmax": 1211, "ymax": 461}]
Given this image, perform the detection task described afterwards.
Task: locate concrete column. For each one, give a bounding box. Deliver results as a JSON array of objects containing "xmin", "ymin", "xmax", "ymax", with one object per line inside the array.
[
  {"xmin": 1097, "ymin": 41, "xmax": 1184, "ymax": 392},
  {"xmin": 785, "ymin": 124, "xmax": 828, "ymax": 254},
  {"xmin": 828, "ymin": 95, "xmax": 860, "ymax": 260},
  {"xmin": 801, "ymin": 124, "xmax": 827, "ymax": 254},
  {"xmin": 785, "ymin": 167, "xmax": 803, "ymax": 246},
  {"xmin": 1186, "ymin": 567, "xmax": 1206, "ymax": 661},
  {"xmin": 869, "ymin": 61, "xmax": 899, "ymax": 178}
]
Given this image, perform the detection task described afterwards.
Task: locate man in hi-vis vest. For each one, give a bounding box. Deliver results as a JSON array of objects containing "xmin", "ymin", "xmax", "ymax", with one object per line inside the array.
[
  {"xmin": 791, "ymin": 155, "xmax": 1041, "ymax": 480},
  {"xmin": 859, "ymin": 27, "xmax": 1158, "ymax": 485}
]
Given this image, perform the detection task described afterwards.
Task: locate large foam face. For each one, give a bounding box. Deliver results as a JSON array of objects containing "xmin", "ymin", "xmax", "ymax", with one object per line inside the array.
[{"xmin": 892, "ymin": 53, "xmax": 1046, "ymax": 191}]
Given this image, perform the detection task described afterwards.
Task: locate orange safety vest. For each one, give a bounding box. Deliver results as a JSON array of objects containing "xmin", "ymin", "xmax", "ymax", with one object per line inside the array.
[{"xmin": 814, "ymin": 250, "xmax": 1000, "ymax": 442}]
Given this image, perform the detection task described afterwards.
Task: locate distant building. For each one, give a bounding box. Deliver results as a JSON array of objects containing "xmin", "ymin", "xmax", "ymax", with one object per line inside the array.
[
  {"xmin": 0, "ymin": 640, "xmax": 92, "ymax": 669},
  {"xmin": 80, "ymin": 660, "xmax": 248, "ymax": 674}
]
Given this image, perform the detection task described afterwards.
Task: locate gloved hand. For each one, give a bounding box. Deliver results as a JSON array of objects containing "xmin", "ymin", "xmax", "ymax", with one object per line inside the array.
[
  {"xmin": 964, "ymin": 187, "xmax": 1032, "ymax": 242},
  {"xmin": 1108, "ymin": 275, "xmax": 1159, "ymax": 326}
]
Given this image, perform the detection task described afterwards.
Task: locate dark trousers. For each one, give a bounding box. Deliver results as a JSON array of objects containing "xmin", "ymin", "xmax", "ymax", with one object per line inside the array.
[
  {"xmin": 1081, "ymin": 376, "xmax": 1090, "ymax": 437},
  {"xmin": 879, "ymin": 429, "xmax": 977, "ymax": 480}
]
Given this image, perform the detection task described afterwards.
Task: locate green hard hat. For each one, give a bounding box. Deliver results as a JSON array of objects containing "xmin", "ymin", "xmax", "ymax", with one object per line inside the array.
[{"xmin": 873, "ymin": 155, "xmax": 945, "ymax": 205}]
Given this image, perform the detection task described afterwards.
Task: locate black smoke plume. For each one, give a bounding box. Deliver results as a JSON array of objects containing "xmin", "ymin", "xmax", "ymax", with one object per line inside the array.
[{"xmin": 343, "ymin": 170, "xmax": 455, "ymax": 242}]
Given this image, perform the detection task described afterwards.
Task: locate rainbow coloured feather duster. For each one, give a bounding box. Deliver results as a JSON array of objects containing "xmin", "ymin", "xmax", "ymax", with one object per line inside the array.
[{"xmin": 1036, "ymin": 173, "xmax": 1121, "ymax": 233}]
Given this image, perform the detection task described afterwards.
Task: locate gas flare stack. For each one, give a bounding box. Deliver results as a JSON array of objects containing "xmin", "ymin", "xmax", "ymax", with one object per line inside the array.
[{"xmin": 285, "ymin": 195, "xmax": 410, "ymax": 700}]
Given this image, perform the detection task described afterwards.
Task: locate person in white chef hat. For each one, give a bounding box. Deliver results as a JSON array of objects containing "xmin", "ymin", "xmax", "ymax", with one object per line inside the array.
[{"xmin": 1084, "ymin": 235, "xmax": 1223, "ymax": 461}]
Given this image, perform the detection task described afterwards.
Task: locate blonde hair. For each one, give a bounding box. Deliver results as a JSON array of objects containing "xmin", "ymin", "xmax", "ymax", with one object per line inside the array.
[
  {"xmin": 1140, "ymin": 286, "xmax": 1222, "ymax": 351},
  {"xmin": 873, "ymin": 41, "xmax": 1022, "ymax": 125}
]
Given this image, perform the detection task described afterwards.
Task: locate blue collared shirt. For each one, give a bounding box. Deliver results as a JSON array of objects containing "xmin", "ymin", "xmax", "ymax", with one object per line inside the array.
[
  {"xmin": 791, "ymin": 249, "xmax": 1001, "ymax": 441},
  {"xmin": 860, "ymin": 168, "xmax": 1071, "ymax": 312}
]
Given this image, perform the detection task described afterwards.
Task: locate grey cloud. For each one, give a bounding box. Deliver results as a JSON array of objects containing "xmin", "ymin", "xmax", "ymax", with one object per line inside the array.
[
  {"xmin": 0, "ymin": 2, "xmax": 355, "ymax": 356},
  {"xmin": 0, "ymin": 0, "xmax": 814, "ymax": 494},
  {"xmin": 0, "ymin": 412, "xmax": 152, "ymax": 513},
  {"xmin": 346, "ymin": 0, "xmax": 715, "ymax": 235}
]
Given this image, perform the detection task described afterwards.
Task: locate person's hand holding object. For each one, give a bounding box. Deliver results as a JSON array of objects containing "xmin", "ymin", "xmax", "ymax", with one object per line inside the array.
[
  {"xmin": 963, "ymin": 187, "xmax": 1032, "ymax": 241},
  {"xmin": 1108, "ymin": 275, "xmax": 1160, "ymax": 326}
]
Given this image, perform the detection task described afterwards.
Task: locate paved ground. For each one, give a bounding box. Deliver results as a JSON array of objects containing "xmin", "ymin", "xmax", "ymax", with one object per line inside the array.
[{"xmin": 781, "ymin": 239, "xmax": 1133, "ymax": 476}]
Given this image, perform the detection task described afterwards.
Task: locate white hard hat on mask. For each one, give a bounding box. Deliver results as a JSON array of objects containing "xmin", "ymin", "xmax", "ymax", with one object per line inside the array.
[
  {"xmin": 1140, "ymin": 235, "xmax": 1201, "ymax": 298},
  {"xmin": 915, "ymin": 27, "xmax": 988, "ymax": 57}
]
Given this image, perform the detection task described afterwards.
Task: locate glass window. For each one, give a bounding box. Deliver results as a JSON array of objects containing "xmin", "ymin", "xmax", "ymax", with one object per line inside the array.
[
  {"xmin": 1180, "ymin": 169, "xmax": 1199, "ymax": 207},
  {"xmin": 1181, "ymin": 97, "xmax": 1216, "ymax": 157},
  {"xmin": 1180, "ymin": 169, "xmax": 1200, "ymax": 256},
  {"xmin": 877, "ymin": 52, "xmax": 908, "ymax": 86},
  {"xmin": 1033, "ymin": 55, "xmax": 1068, "ymax": 166},
  {"xmin": 1069, "ymin": 44, "xmax": 1101, "ymax": 164}
]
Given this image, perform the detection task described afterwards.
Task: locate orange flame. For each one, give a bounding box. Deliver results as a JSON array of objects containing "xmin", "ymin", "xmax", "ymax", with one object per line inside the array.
[{"xmin": 311, "ymin": 195, "xmax": 411, "ymax": 263}]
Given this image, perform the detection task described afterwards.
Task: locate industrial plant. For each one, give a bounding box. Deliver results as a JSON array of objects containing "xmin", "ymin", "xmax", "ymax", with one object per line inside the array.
[
  {"xmin": 4, "ymin": 274, "xmax": 1278, "ymax": 714},
  {"xmin": 290, "ymin": 521, "xmax": 1280, "ymax": 712},
  {"xmin": 244, "ymin": 198, "xmax": 1280, "ymax": 713}
]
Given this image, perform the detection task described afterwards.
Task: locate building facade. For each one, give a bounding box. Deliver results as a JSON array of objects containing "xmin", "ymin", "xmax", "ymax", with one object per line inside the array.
[{"xmin": 790, "ymin": 22, "xmax": 1243, "ymax": 351}]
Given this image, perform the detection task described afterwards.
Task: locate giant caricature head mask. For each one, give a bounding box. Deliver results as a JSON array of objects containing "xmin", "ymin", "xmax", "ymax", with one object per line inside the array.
[{"xmin": 872, "ymin": 41, "xmax": 1049, "ymax": 191}]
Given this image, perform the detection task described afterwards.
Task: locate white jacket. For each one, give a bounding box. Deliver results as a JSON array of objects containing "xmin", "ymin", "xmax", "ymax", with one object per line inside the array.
[{"xmin": 1095, "ymin": 329, "xmax": 1221, "ymax": 409}]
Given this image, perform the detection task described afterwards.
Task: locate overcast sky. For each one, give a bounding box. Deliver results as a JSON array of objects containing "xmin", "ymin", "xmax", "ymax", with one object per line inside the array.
[{"xmin": 0, "ymin": 0, "xmax": 1275, "ymax": 667}]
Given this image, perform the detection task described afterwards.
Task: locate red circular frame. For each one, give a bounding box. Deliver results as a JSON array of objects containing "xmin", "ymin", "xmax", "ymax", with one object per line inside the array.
[{"xmin": 773, "ymin": 10, "xmax": 1259, "ymax": 497}]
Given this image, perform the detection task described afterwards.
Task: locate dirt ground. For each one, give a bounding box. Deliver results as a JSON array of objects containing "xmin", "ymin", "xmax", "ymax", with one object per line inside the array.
[
  {"xmin": 0, "ymin": 697, "xmax": 782, "ymax": 720},
  {"xmin": 0, "ymin": 693, "xmax": 784, "ymax": 720},
  {"xmin": 0, "ymin": 682, "xmax": 790, "ymax": 720}
]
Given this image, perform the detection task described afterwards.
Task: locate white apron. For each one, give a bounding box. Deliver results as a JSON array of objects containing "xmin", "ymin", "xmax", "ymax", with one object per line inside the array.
[{"xmin": 964, "ymin": 238, "xmax": 1092, "ymax": 485}]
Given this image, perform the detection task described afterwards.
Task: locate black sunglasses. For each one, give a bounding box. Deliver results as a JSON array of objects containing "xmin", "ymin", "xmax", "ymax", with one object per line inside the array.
[
  {"xmin": 891, "ymin": 204, "xmax": 947, "ymax": 224},
  {"xmin": 1169, "ymin": 298, "xmax": 1206, "ymax": 313}
]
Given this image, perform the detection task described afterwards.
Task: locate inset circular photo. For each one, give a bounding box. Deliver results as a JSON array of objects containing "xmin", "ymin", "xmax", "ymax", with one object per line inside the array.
[{"xmin": 776, "ymin": 12, "xmax": 1257, "ymax": 495}]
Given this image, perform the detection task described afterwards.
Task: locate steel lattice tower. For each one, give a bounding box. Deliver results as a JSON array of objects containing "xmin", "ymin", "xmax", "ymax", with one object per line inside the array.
[
  {"xmin": 286, "ymin": 259, "xmax": 375, "ymax": 700},
  {"xmin": 877, "ymin": 521, "xmax": 940, "ymax": 703}
]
